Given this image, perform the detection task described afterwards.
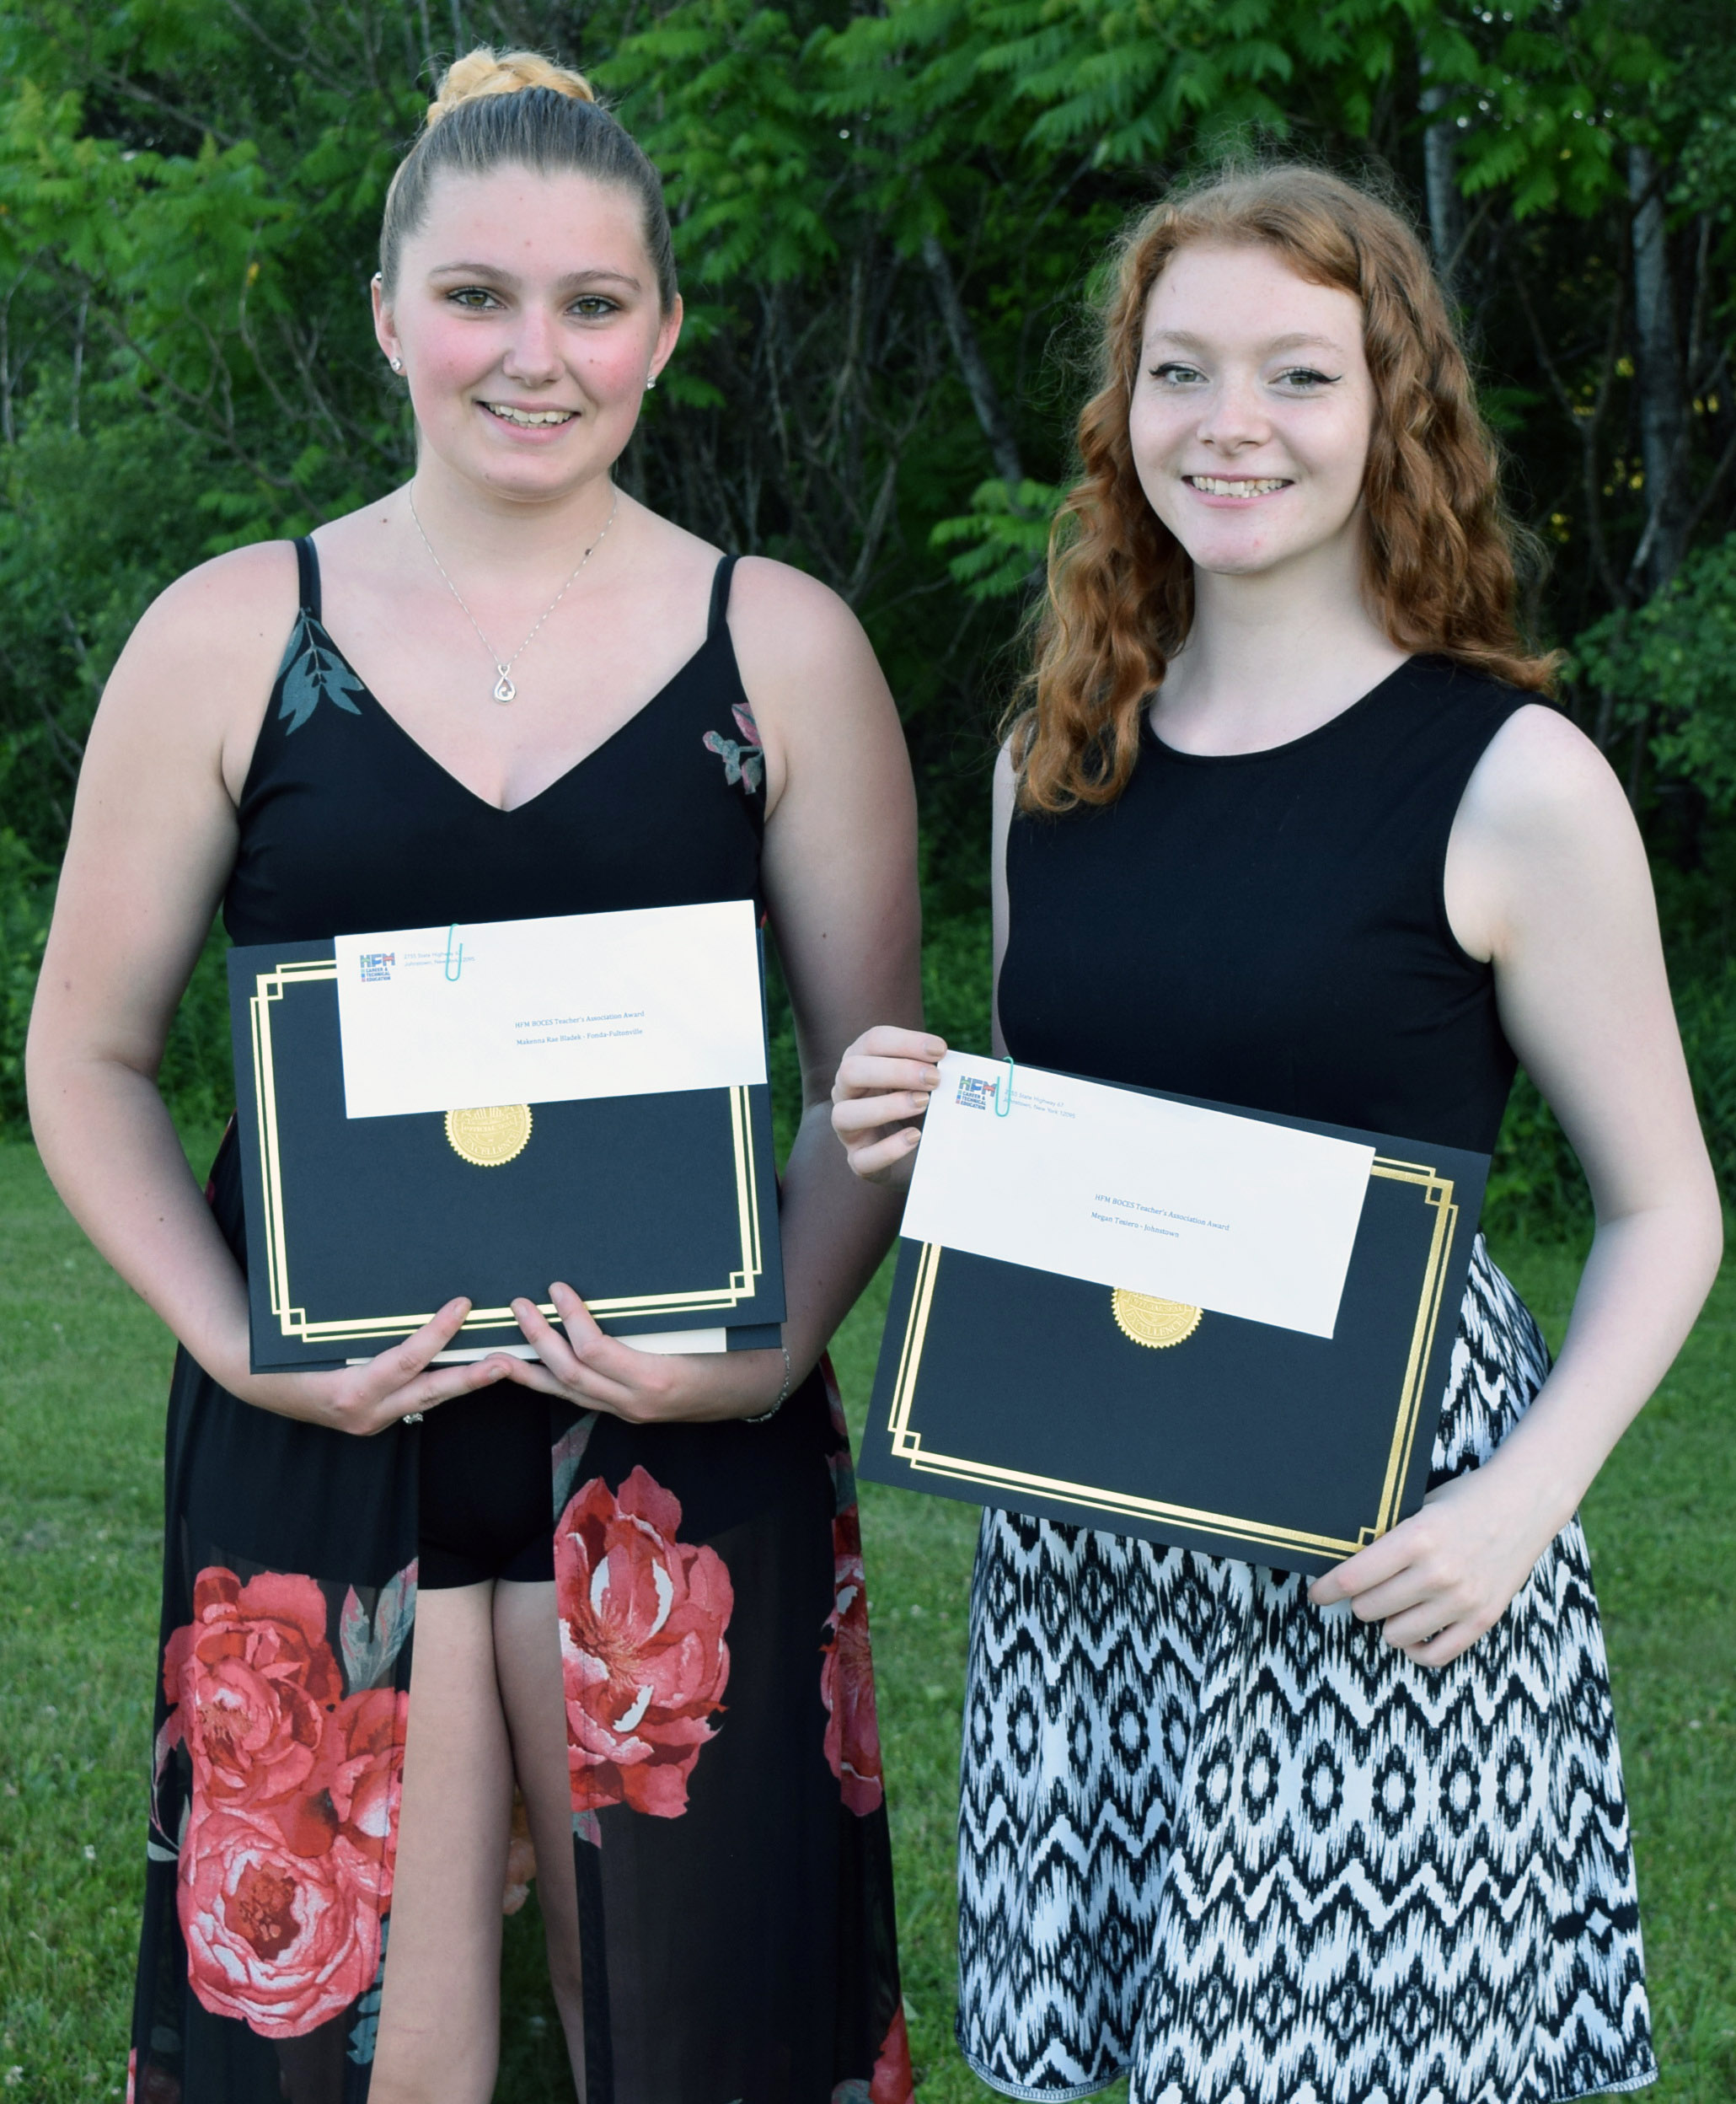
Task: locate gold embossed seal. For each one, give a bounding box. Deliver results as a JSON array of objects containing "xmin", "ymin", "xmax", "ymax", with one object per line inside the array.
[
  {"xmin": 444, "ymin": 1103, "xmax": 533, "ymax": 1167},
  {"xmin": 1111, "ymin": 1289, "xmax": 1203, "ymax": 1349}
]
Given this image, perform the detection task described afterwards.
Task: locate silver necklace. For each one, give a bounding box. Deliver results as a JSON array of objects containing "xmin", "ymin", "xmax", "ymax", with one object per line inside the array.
[{"xmin": 407, "ymin": 489, "xmax": 619, "ymax": 702}]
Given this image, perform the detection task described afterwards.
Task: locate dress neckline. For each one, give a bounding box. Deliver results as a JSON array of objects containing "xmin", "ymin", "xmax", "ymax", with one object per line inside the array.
[
  {"xmin": 313, "ymin": 614, "xmax": 722, "ymax": 816},
  {"xmin": 1144, "ymin": 655, "xmax": 1419, "ymax": 767},
  {"xmin": 273, "ymin": 539, "xmax": 735, "ymax": 817}
]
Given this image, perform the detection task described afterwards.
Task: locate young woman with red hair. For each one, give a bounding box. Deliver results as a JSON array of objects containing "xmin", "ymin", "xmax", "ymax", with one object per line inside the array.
[{"xmin": 833, "ymin": 164, "xmax": 1716, "ymax": 2101}]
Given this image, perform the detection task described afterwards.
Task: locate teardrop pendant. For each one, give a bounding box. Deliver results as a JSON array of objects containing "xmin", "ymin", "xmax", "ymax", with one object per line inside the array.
[{"xmin": 492, "ymin": 671, "xmax": 517, "ymax": 703}]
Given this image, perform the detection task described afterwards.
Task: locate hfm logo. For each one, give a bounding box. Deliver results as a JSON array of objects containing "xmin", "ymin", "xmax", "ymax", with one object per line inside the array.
[
  {"xmin": 358, "ymin": 953, "xmax": 395, "ymax": 983},
  {"xmin": 955, "ymin": 1074, "xmax": 1001, "ymax": 1112}
]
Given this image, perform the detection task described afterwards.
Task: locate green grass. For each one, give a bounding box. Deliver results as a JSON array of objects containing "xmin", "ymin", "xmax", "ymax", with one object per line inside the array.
[{"xmin": 1, "ymin": 1149, "xmax": 1732, "ymax": 2100}]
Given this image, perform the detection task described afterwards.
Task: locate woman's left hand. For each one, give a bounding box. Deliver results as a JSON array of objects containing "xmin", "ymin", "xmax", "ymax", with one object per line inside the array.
[
  {"xmin": 498, "ymin": 1281, "xmax": 787, "ymax": 1423},
  {"xmin": 1307, "ymin": 1463, "xmax": 1563, "ymax": 1667}
]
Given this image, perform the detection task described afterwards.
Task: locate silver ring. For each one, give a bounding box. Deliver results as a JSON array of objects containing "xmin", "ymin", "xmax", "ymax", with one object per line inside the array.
[{"xmin": 401, "ymin": 1411, "xmax": 424, "ymax": 1425}]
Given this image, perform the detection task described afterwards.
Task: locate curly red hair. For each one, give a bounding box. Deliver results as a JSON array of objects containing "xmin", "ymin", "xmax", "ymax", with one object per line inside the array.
[{"xmin": 1012, "ymin": 164, "xmax": 1555, "ymax": 813}]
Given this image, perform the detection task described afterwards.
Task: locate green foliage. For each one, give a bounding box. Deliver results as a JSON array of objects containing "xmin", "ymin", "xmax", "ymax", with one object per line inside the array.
[
  {"xmin": 0, "ymin": 404, "xmax": 213, "ymax": 857},
  {"xmin": 1576, "ymin": 535, "xmax": 1736, "ymax": 809},
  {"xmin": 1441, "ymin": 0, "xmax": 1669, "ymax": 219},
  {"xmin": 0, "ymin": 0, "xmax": 1732, "ymax": 1232},
  {"xmin": 931, "ymin": 477, "xmax": 1062, "ymax": 600}
]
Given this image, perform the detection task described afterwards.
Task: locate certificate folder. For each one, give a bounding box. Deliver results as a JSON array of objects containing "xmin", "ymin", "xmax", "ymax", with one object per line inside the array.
[
  {"xmin": 858, "ymin": 1085, "xmax": 1488, "ymax": 1576},
  {"xmin": 228, "ymin": 935, "xmax": 785, "ymax": 1373}
]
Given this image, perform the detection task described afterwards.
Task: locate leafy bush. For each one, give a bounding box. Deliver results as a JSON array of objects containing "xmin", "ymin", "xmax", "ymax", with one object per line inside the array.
[{"xmin": 1574, "ymin": 534, "xmax": 1736, "ymax": 809}]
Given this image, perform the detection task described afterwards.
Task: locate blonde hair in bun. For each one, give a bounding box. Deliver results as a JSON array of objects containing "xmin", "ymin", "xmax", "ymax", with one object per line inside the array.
[
  {"xmin": 378, "ymin": 44, "xmax": 675, "ymax": 309},
  {"xmin": 425, "ymin": 48, "xmax": 597, "ymax": 126}
]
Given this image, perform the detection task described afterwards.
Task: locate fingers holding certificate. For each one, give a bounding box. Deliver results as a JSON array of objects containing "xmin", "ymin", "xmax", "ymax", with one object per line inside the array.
[
  {"xmin": 830, "ymin": 1024, "xmax": 949, "ymax": 1184},
  {"xmin": 493, "ymin": 1280, "xmax": 789, "ymax": 1423}
]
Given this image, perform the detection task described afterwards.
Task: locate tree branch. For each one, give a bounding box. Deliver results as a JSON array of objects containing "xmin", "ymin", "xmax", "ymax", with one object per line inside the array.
[{"xmin": 921, "ymin": 234, "xmax": 1025, "ymax": 490}]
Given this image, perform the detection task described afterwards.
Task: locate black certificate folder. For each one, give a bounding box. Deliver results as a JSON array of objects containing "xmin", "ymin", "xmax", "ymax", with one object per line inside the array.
[
  {"xmin": 228, "ymin": 935, "xmax": 785, "ymax": 1372},
  {"xmin": 858, "ymin": 1101, "xmax": 1488, "ymax": 1576}
]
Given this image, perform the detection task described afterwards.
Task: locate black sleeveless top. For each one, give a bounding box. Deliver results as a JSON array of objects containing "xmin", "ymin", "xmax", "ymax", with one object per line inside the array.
[
  {"xmin": 997, "ymin": 656, "xmax": 1530, "ymax": 1153},
  {"xmin": 224, "ymin": 540, "xmax": 764, "ymax": 947}
]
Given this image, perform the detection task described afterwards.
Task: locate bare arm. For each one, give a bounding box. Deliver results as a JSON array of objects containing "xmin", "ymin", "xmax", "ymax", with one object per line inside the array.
[
  {"xmin": 27, "ymin": 543, "xmax": 513, "ymax": 1430},
  {"xmin": 753, "ymin": 560, "xmax": 924, "ymax": 1364},
  {"xmin": 1313, "ymin": 705, "xmax": 1723, "ymax": 1657},
  {"xmin": 504, "ymin": 556, "xmax": 924, "ymax": 1415},
  {"xmin": 989, "ymin": 741, "xmax": 1013, "ymax": 1060},
  {"xmin": 830, "ymin": 739, "xmax": 1011, "ymax": 1182}
]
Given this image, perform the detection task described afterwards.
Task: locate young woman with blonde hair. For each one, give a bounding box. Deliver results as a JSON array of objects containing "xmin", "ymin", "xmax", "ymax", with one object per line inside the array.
[
  {"xmin": 833, "ymin": 163, "xmax": 1715, "ymax": 2101},
  {"xmin": 31, "ymin": 49, "xmax": 916, "ymax": 2104}
]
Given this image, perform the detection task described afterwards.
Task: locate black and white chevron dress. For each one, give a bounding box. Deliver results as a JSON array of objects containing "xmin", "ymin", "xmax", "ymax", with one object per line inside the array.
[{"xmin": 956, "ymin": 1243, "xmax": 1653, "ymax": 2103}]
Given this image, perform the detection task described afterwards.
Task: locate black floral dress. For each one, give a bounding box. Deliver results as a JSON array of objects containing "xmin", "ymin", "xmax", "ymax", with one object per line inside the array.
[{"xmin": 127, "ymin": 545, "xmax": 911, "ymax": 2104}]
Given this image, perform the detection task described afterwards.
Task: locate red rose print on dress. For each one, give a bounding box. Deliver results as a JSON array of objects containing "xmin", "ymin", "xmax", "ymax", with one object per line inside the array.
[
  {"xmin": 162, "ymin": 1570, "xmax": 341, "ymax": 1818},
  {"xmin": 555, "ymin": 1467, "xmax": 733, "ymax": 1819},
  {"xmin": 177, "ymin": 1806, "xmax": 382, "ymax": 2037},
  {"xmin": 872, "ymin": 2005, "xmax": 915, "ymax": 2102},
  {"xmin": 821, "ymin": 1506, "xmax": 885, "ymax": 1816},
  {"xmin": 158, "ymin": 1563, "xmax": 413, "ymax": 2043},
  {"xmin": 276, "ymin": 1686, "xmax": 406, "ymax": 1902},
  {"xmin": 828, "ymin": 2004, "xmax": 915, "ymax": 2104}
]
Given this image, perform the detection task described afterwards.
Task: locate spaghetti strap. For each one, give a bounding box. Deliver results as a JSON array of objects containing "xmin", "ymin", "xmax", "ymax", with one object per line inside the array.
[
  {"xmin": 706, "ymin": 553, "xmax": 738, "ymax": 641},
  {"xmin": 292, "ymin": 535, "xmax": 322, "ymax": 621}
]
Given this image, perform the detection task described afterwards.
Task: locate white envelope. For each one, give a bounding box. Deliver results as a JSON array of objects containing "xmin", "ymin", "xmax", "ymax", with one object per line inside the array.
[
  {"xmin": 900, "ymin": 1052, "xmax": 1374, "ymax": 1339},
  {"xmin": 333, "ymin": 900, "xmax": 766, "ymax": 1120}
]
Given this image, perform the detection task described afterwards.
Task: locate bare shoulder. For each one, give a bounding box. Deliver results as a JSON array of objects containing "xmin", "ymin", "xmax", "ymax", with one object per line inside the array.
[
  {"xmin": 106, "ymin": 539, "xmax": 301, "ymax": 736},
  {"xmin": 1458, "ymin": 700, "xmax": 1635, "ymax": 849},
  {"xmin": 1448, "ymin": 700, "xmax": 1653, "ymax": 962},
  {"xmin": 726, "ymin": 556, "xmax": 881, "ymax": 689},
  {"xmin": 92, "ymin": 539, "xmax": 302, "ymax": 793},
  {"xmin": 123, "ymin": 539, "xmax": 300, "ymax": 666}
]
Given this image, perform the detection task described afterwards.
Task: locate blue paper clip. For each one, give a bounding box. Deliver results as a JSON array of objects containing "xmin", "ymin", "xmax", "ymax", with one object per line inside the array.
[
  {"xmin": 995, "ymin": 1055, "xmax": 1014, "ymax": 1117},
  {"xmin": 443, "ymin": 925, "xmax": 464, "ymax": 981}
]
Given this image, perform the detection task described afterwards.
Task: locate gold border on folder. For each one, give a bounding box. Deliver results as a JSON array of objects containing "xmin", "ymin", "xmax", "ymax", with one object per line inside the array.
[
  {"xmin": 445, "ymin": 1103, "xmax": 533, "ymax": 1167},
  {"xmin": 882, "ymin": 1156, "xmax": 1459, "ymax": 1559},
  {"xmin": 249, "ymin": 962, "xmax": 767, "ymax": 1345},
  {"xmin": 1111, "ymin": 1290, "xmax": 1203, "ymax": 1349}
]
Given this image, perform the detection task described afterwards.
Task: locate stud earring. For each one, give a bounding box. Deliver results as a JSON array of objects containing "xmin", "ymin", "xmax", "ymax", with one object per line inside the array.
[
  {"xmin": 645, "ymin": 372, "xmax": 656, "ymax": 391},
  {"xmin": 389, "ymin": 356, "xmax": 404, "ymax": 373}
]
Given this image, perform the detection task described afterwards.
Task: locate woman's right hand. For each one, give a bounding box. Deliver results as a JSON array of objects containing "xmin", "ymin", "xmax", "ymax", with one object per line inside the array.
[
  {"xmin": 830, "ymin": 1026, "xmax": 947, "ymax": 1186},
  {"xmin": 229, "ymin": 1297, "xmax": 521, "ymax": 1436}
]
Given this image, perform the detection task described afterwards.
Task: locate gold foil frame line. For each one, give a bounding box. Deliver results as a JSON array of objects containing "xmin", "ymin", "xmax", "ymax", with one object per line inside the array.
[
  {"xmin": 249, "ymin": 963, "xmax": 766, "ymax": 1345},
  {"xmin": 886, "ymin": 1152, "xmax": 1463, "ymax": 1556}
]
